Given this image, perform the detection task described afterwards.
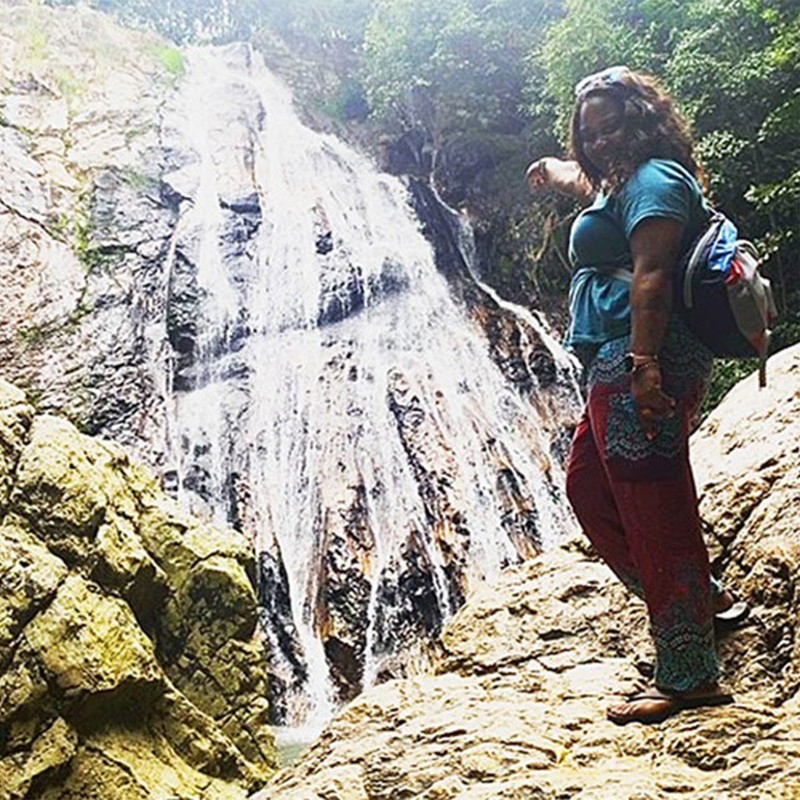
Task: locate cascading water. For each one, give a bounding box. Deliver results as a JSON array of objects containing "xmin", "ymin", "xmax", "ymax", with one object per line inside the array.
[{"xmin": 160, "ymin": 43, "xmax": 582, "ymax": 728}]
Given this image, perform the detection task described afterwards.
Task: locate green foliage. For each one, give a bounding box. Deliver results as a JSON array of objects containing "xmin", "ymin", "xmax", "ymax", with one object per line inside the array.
[
  {"xmin": 120, "ymin": 168, "xmax": 157, "ymax": 191},
  {"xmin": 533, "ymin": 0, "xmax": 661, "ymax": 137},
  {"xmin": 771, "ymin": 291, "xmax": 800, "ymax": 353},
  {"xmin": 24, "ymin": 28, "xmax": 49, "ymax": 63},
  {"xmin": 258, "ymin": 0, "xmax": 375, "ymax": 49},
  {"xmin": 319, "ymin": 78, "xmax": 369, "ymax": 122},
  {"xmin": 701, "ymin": 358, "xmax": 760, "ymax": 418},
  {"xmin": 17, "ymin": 324, "xmax": 53, "ymax": 347},
  {"xmin": 46, "ymin": 212, "xmax": 71, "ymax": 241},
  {"xmin": 157, "ymin": 45, "xmax": 184, "ymax": 80},
  {"xmin": 52, "ymin": 67, "xmax": 87, "ymax": 108},
  {"xmin": 70, "ymin": 206, "xmax": 118, "ymax": 276},
  {"xmin": 123, "ymin": 121, "xmax": 156, "ymax": 144},
  {"xmin": 363, "ymin": 0, "xmax": 560, "ymax": 141},
  {"xmin": 72, "ymin": 216, "xmax": 93, "ymax": 270},
  {"xmin": 746, "ymin": 169, "xmax": 800, "ymax": 223}
]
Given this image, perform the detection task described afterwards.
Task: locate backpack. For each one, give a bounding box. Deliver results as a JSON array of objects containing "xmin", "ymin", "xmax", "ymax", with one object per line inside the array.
[{"xmin": 677, "ymin": 210, "xmax": 777, "ymax": 387}]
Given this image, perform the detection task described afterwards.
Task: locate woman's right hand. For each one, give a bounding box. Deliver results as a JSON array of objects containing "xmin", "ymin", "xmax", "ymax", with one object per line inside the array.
[
  {"xmin": 525, "ymin": 158, "xmax": 593, "ymax": 203},
  {"xmin": 526, "ymin": 158, "xmax": 552, "ymax": 192}
]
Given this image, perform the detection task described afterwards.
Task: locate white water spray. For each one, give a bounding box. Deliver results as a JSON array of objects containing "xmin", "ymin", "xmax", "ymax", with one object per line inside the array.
[{"xmin": 161, "ymin": 44, "xmax": 581, "ymax": 727}]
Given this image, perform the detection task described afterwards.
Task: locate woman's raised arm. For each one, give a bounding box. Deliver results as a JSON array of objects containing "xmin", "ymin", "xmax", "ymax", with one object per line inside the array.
[{"xmin": 526, "ymin": 157, "xmax": 594, "ymax": 204}]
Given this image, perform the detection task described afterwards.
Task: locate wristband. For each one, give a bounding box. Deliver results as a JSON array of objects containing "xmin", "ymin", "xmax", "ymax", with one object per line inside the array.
[{"xmin": 624, "ymin": 353, "xmax": 659, "ymax": 374}]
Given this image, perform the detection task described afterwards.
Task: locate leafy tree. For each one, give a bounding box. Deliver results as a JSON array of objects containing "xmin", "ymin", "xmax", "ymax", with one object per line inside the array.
[
  {"xmin": 533, "ymin": 0, "xmax": 662, "ymax": 135},
  {"xmin": 260, "ymin": 0, "xmax": 374, "ymax": 50},
  {"xmin": 665, "ymin": 0, "xmax": 800, "ymax": 350},
  {"xmin": 253, "ymin": 0, "xmax": 375, "ymax": 122},
  {"xmin": 363, "ymin": 0, "xmax": 561, "ymax": 169}
]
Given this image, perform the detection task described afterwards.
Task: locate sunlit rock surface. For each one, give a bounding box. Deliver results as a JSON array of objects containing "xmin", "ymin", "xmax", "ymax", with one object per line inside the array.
[
  {"xmin": 260, "ymin": 344, "xmax": 800, "ymax": 799},
  {"xmin": 0, "ymin": 380, "xmax": 277, "ymax": 799},
  {"xmin": 693, "ymin": 343, "xmax": 800, "ymax": 704}
]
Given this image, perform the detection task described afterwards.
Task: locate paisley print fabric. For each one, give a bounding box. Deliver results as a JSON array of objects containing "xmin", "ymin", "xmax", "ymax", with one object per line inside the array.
[{"xmin": 565, "ymin": 318, "xmax": 719, "ymax": 693}]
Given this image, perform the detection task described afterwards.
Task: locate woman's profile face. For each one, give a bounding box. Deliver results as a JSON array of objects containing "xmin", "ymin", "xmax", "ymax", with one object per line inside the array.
[{"xmin": 579, "ymin": 93, "xmax": 626, "ymax": 175}]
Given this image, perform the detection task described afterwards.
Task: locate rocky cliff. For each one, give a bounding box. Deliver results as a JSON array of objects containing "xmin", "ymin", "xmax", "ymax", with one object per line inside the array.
[
  {"xmin": 0, "ymin": 379, "xmax": 277, "ymax": 799},
  {"xmin": 0, "ymin": 2, "xmax": 582, "ymax": 719},
  {"xmin": 261, "ymin": 343, "xmax": 800, "ymax": 799},
  {"xmin": 0, "ymin": 1, "xmax": 177, "ymax": 455}
]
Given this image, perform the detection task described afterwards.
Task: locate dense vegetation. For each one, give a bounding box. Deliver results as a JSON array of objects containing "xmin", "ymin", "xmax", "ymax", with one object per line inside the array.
[{"xmin": 51, "ymin": 0, "xmax": 799, "ymax": 399}]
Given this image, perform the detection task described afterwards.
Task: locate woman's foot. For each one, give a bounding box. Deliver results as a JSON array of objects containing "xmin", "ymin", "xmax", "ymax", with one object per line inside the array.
[
  {"xmin": 714, "ymin": 589, "xmax": 736, "ymax": 614},
  {"xmin": 607, "ymin": 685, "xmax": 733, "ymax": 725},
  {"xmin": 713, "ymin": 589, "xmax": 750, "ymax": 631}
]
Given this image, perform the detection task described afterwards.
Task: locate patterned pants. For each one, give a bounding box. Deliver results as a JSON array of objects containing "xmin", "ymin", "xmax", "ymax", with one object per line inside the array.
[{"xmin": 566, "ymin": 322, "xmax": 718, "ymax": 692}]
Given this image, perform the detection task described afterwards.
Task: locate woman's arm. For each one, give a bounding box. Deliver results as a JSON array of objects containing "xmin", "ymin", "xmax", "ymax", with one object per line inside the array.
[
  {"xmin": 526, "ymin": 158, "xmax": 594, "ymax": 204},
  {"xmin": 628, "ymin": 217, "xmax": 685, "ymax": 432}
]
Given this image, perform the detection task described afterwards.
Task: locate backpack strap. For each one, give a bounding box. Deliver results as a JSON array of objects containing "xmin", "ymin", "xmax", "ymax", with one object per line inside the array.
[
  {"xmin": 681, "ymin": 211, "xmax": 726, "ymax": 309},
  {"xmin": 600, "ymin": 267, "xmax": 633, "ymax": 284}
]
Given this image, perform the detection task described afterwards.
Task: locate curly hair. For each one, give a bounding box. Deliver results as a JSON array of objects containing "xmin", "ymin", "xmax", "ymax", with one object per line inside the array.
[{"xmin": 568, "ymin": 69, "xmax": 706, "ymax": 195}]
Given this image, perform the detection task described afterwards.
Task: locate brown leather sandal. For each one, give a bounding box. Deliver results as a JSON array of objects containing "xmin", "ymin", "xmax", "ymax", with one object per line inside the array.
[
  {"xmin": 607, "ymin": 687, "xmax": 734, "ymax": 725},
  {"xmin": 714, "ymin": 599, "xmax": 750, "ymax": 632}
]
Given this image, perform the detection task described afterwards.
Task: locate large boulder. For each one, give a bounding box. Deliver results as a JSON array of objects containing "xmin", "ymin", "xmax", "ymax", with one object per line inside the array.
[
  {"xmin": 261, "ymin": 344, "xmax": 800, "ymax": 799},
  {"xmin": 0, "ymin": 380, "xmax": 277, "ymax": 799},
  {"xmin": 692, "ymin": 344, "xmax": 800, "ymax": 703}
]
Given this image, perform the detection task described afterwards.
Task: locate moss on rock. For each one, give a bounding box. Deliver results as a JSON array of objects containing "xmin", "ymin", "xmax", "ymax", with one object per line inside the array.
[{"xmin": 0, "ymin": 381, "xmax": 277, "ymax": 798}]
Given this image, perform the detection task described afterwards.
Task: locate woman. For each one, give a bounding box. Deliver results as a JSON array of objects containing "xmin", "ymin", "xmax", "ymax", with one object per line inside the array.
[{"xmin": 527, "ymin": 66, "xmax": 746, "ymax": 724}]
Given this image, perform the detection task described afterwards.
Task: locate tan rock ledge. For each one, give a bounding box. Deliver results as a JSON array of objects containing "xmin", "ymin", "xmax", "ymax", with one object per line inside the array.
[{"xmin": 260, "ymin": 343, "xmax": 800, "ymax": 800}]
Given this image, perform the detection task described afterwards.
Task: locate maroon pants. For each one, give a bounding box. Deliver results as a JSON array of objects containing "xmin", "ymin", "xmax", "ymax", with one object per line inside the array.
[{"xmin": 566, "ymin": 349, "xmax": 718, "ymax": 692}]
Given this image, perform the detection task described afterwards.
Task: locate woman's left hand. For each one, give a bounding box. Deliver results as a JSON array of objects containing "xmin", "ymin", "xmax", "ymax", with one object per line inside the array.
[{"xmin": 631, "ymin": 363, "xmax": 676, "ymax": 438}]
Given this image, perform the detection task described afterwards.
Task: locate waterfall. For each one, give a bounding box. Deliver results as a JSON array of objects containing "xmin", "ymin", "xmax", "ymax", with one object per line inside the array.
[{"xmin": 160, "ymin": 43, "xmax": 582, "ymax": 727}]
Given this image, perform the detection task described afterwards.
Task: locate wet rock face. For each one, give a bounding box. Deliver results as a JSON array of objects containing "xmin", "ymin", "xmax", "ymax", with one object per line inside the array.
[
  {"xmin": 260, "ymin": 345, "xmax": 800, "ymax": 799},
  {"xmin": 167, "ymin": 248, "xmax": 203, "ymax": 358},
  {"xmin": 408, "ymin": 176, "xmax": 559, "ymax": 394},
  {"xmin": 369, "ymin": 532, "xmax": 448, "ymax": 668},
  {"xmin": 0, "ymin": 4, "xmax": 177, "ymax": 461},
  {"xmin": 0, "ymin": 379, "xmax": 277, "ymax": 798},
  {"xmin": 407, "ymin": 177, "xmax": 480, "ymax": 299},
  {"xmin": 257, "ymin": 550, "xmax": 308, "ymax": 723},
  {"xmin": 316, "ymin": 484, "xmax": 375, "ymax": 701}
]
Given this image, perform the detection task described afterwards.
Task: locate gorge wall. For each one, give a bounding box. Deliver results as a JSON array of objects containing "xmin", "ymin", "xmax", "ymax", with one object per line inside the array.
[
  {"xmin": 0, "ymin": 2, "xmax": 582, "ymax": 724},
  {"xmin": 0, "ymin": 0, "xmax": 175, "ymax": 452}
]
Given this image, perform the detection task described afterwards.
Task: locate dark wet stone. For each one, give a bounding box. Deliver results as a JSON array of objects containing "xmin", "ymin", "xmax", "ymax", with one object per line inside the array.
[{"xmin": 315, "ymin": 231, "xmax": 334, "ymax": 255}]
